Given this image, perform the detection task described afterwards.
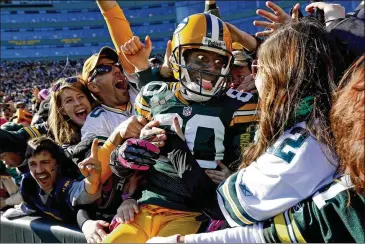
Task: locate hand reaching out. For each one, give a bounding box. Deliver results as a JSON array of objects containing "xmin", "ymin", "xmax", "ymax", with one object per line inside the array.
[
  {"xmin": 140, "ymin": 120, "xmax": 167, "ymax": 147},
  {"xmin": 115, "ymin": 198, "xmax": 139, "ymax": 224},
  {"xmin": 116, "ymin": 115, "xmax": 148, "ymax": 141},
  {"xmin": 254, "ymin": 1, "xmax": 293, "ymax": 37},
  {"xmin": 82, "ymin": 219, "xmax": 109, "ymax": 243},
  {"xmin": 205, "ymin": 161, "xmax": 232, "ymax": 185},
  {"xmin": 236, "ymin": 74, "xmax": 257, "ymax": 94}
]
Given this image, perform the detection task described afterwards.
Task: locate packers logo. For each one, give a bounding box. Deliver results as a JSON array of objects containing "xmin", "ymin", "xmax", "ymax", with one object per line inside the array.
[{"xmin": 174, "ymin": 17, "xmax": 189, "ymax": 34}]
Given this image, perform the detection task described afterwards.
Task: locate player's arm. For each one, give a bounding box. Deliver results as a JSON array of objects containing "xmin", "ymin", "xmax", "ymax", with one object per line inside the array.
[
  {"xmin": 96, "ymin": 0, "xmax": 135, "ymax": 74},
  {"xmin": 134, "ymin": 92, "xmax": 152, "ymax": 121}
]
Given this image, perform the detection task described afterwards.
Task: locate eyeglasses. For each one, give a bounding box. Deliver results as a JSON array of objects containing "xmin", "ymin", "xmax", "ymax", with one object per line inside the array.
[
  {"xmin": 88, "ymin": 62, "xmax": 122, "ymax": 82},
  {"xmin": 251, "ymin": 59, "xmax": 260, "ymax": 79},
  {"xmin": 52, "ymin": 77, "xmax": 79, "ymax": 92}
]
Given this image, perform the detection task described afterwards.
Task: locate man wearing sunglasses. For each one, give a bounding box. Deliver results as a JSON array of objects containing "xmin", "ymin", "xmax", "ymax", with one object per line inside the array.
[
  {"xmin": 80, "ymin": 46, "xmax": 153, "ymax": 185},
  {"xmin": 81, "ymin": 46, "xmax": 143, "ymax": 144}
]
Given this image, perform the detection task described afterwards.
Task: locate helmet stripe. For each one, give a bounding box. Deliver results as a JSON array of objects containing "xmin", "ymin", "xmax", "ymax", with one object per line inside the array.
[
  {"xmin": 210, "ymin": 14, "xmax": 219, "ymax": 41},
  {"xmin": 217, "ymin": 18, "xmax": 224, "ymax": 41},
  {"xmin": 204, "ymin": 14, "xmax": 212, "ymax": 38}
]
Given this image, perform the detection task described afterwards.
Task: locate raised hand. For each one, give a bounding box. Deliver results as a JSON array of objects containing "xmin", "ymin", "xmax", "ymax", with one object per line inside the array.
[
  {"xmin": 78, "ymin": 139, "xmax": 101, "ymax": 193},
  {"xmin": 32, "ymin": 87, "xmax": 40, "ymax": 102},
  {"xmin": 160, "ymin": 40, "xmax": 173, "ymax": 78},
  {"xmin": 291, "ymin": 3, "xmax": 301, "ymax": 21},
  {"xmin": 305, "ymin": 2, "xmax": 345, "ymax": 24},
  {"xmin": 254, "ymin": 1, "xmax": 292, "ymax": 37},
  {"xmin": 121, "ymin": 36, "xmax": 152, "ymax": 72}
]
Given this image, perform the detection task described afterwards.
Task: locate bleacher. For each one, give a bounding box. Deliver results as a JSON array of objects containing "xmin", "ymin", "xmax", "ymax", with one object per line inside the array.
[
  {"xmin": 0, "ymin": 0, "xmax": 176, "ymax": 61},
  {"xmin": 1, "ymin": 0, "xmax": 359, "ymax": 62}
]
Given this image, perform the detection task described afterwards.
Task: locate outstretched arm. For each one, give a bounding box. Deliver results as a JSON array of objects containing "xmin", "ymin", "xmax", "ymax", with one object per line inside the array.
[{"xmin": 96, "ymin": 0, "xmax": 135, "ymax": 74}]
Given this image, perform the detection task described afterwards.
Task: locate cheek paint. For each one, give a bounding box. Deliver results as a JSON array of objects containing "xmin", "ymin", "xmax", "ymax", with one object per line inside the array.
[{"xmin": 50, "ymin": 167, "xmax": 56, "ymax": 172}]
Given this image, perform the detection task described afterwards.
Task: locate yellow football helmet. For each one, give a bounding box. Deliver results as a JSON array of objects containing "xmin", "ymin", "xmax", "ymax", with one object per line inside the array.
[{"xmin": 171, "ymin": 13, "xmax": 233, "ymax": 102}]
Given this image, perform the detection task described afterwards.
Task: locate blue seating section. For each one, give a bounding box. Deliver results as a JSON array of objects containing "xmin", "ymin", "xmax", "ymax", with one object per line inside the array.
[
  {"xmin": 1, "ymin": 40, "xmax": 168, "ymax": 59},
  {"xmin": 0, "ymin": 0, "xmax": 360, "ymax": 61},
  {"xmin": 1, "ymin": 23, "xmax": 175, "ymax": 41},
  {"xmin": 1, "ymin": 7, "xmax": 175, "ymax": 24}
]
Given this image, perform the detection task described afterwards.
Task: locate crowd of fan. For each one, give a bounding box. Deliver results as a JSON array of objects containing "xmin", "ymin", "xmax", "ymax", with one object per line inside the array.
[
  {"xmin": 0, "ymin": 0, "xmax": 364, "ymax": 243},
  {"xmin": 1, "ymin": 60, "xmax": 83, "ymax": 107}
]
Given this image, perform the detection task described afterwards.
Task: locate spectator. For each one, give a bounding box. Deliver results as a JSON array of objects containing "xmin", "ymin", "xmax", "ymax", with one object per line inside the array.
[
  {"xmin": 0, "ymin": 59, "xmax": 84, "ymax": 109},
  {"xmin": 1, "ymin": 103, "xmax": 15, "ymax": 122},
  {"xmin": 48, "ymin": 76, "xmax": 95, "ymax": 146},
  {"xmin": 0, "ymin": 129, "xmax": 29, "ymax": 172},
  {"xmin": 12, "ymin": 108, "xmax": 33, "ymax": 127},
  {"xmin": 4, "ymin": 137, "xmax": 102, "ymax": 222},
  {"xmin": 230, "ymin": 51, "xmax": 255, "ymax": 92},
  {"xmin": 147, "ymin": 55, "xmax": 365, "ymax": 244}
]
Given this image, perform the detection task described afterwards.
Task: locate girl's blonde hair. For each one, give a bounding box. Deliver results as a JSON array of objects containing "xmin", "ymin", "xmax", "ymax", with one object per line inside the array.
[{"xmin": 331, "ymin": 55, "xmax": 364, "ymax": 195}]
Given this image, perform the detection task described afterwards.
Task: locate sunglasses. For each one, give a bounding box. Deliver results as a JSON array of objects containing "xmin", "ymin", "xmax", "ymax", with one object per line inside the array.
[
  {"xmin": 52, "ymin": 77, "xmax": 80, "ymax": 92},
  {"xmin": 88, "ymin": 62, "xmax": 122, "ymax": 82},
  {"xmin": 251, "ymin": 59, "xmax": 260, "ymax": 79}
]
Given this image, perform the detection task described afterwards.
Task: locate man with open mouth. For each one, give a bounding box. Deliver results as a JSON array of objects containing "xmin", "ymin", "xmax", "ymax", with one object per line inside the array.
[{"xmin": 6, "ymin": 137, "xmax": 102, "ymax": 223}]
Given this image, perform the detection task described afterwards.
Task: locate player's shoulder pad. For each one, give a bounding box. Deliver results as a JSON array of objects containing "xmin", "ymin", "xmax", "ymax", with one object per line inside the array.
[{"xmin": 140, "ymin": 81, "xmax": 170, "ymax": 98}]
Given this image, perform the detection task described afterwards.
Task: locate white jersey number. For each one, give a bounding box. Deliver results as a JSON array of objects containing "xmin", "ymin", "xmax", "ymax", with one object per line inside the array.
[{"xmin": 154, "ymin": 113, "xmax": 225, "ymax": 167}]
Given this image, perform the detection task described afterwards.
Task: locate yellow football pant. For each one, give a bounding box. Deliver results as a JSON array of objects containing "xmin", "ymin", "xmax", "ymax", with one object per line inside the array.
[{"xmin": 103, "ymin": 204, "xmax": 202, "ymax": 243}]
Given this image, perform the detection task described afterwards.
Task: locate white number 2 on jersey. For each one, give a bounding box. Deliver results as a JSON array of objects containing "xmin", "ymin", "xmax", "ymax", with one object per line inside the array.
[{"xmin": 154, "ymin": 113, "xmax": 225, "ymax": 169}]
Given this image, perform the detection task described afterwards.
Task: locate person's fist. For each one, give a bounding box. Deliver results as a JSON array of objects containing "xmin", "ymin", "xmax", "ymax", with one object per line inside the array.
[{"xmin": 121, "ymin": 36, "xmax": 152, "ymax": 71}]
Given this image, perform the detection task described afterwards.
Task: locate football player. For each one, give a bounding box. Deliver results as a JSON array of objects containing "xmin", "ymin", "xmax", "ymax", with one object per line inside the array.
[{"xmin": 103, "ymin": 13, "xmax": 259, "ymax": 243}]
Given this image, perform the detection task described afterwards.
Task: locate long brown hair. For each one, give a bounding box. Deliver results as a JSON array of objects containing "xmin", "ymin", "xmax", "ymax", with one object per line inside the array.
[
  {"xmin": 48, "ymin": 77, "xmax": 96, "ymax": 145},
  {"xmin": 331, "ymin": 55, "xmax": 364, "ymax": 195},
  {"xmin": 242, "ymin": 18, "xmax": 337, "ymax": 167}
]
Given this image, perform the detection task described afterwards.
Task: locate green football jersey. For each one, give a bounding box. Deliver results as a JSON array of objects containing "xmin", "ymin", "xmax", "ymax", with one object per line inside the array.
[
  {"xmin": 135, "ymin": 81, "xmax": 259, "ymax": 169},
  {"xmin": 263, "ymin": 175, "xmax": 365, "ymax": 243},
  {"xmin": 134, "ymin": 81, "xmax": 259, "ymax": 211}
]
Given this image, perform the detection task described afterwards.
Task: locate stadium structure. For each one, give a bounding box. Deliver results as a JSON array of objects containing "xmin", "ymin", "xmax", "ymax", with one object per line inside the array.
[{"xmin": 1, "ymin": 0, "xmax": 359, "ymax": 62}]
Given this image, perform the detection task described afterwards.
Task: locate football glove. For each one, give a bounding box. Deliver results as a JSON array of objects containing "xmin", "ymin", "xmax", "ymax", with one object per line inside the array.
[{"xmin": 109, "ymin": 138, "xmax": 159, "ymax": 179}]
